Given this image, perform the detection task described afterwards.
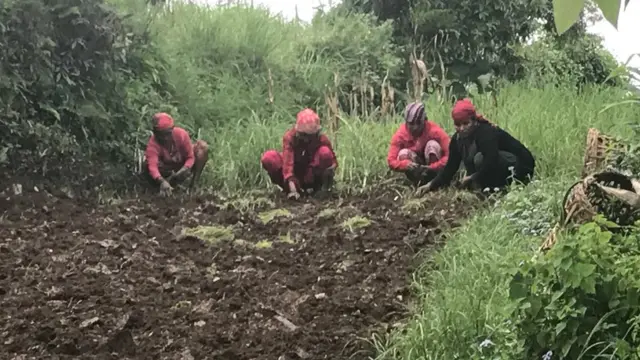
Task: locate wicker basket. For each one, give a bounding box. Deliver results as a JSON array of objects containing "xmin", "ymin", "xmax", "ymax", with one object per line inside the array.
[
  {"xmin": 541, "ymin": 128, "xmax": 636, "ymax": 253},
  {"xmin": 582, "ymin": 128, "xmax": 626, "ymax": 177},
  {"xmin": 539, "ymin": 171, "xmax": 640, "ymax": 252}
]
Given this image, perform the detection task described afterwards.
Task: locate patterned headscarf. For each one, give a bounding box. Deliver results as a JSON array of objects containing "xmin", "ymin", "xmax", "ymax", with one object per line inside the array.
[{"xmin": 404, "ymin": 102, "xmax": 426, "ymax": 125}]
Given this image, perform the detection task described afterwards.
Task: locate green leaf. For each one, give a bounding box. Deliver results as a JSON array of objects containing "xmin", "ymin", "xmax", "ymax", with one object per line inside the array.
[
  {"xmin": 58, "ymin": 6, "xmax": 81, "ymax": 19},
  {"xmin": 574, "ymin": 263, "xmax": 596, "ymax": 277},
  {"xmin": 553, "ymin": 0, "xmax": 586, "ymax": 35},
  {"xmin": 594, "ymin": 0, "xmax": 622, "ymax": 29},
  {"xmin": 551, "ymin": 290, "xmax": 564, "ymax": 303},
  {"xmin": 581, "ymin": 276, "xmax": 596, "ymax": 294},
  {"xmin": 41, "ymin": 105, "xmax": 61, "ymax": 121},
  {"xmin": 599, "ymin": 99, "xmax": 640, "ymax": 114},
  {"xmin": 509, "ymin": 272, "xmax": 529, "ymax": 299},
  {"xmin": 555, "ymin": 321, "xmax": 567, "ymax": 335},
  {"xmin": 529, "ymin": 297, "xmax": 542, "ymax": 317}
]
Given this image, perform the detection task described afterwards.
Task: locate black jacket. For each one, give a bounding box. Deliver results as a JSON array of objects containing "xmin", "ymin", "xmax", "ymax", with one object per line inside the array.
[{"xmin": 430, "ymin": 122, "xmax": 535, "ymax": 190}]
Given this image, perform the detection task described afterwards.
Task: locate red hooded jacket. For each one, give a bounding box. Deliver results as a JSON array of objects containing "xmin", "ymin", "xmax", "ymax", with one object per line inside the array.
[
  {"xmin": 281, "ymin": 128, "xmax": 338, "ymax": 184},
  {"xmin": 387, "ymin": 120, "xmax": 450, "ymax": 172},
  {"xmin": 145, "ymin": 127, "xmax": 195, "ymax": 180}
]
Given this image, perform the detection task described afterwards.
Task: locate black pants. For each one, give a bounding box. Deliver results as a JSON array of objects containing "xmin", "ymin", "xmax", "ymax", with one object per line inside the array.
[{"xmin": 470, "ymin": 151, "xmax": 532, "ymax": 190}]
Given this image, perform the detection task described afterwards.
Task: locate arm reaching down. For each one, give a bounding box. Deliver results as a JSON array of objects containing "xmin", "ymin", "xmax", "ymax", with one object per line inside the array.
[
  {"xmin": 145, "ymin": 138, "xmax": 162, "ymax": 181},
  {"xmin": 428, "ymin": 135, "xmax": 462, "ymax": 191},
  {"xmin": 281, "ymin": 131, "xmax": 298, "ymax": 186}
]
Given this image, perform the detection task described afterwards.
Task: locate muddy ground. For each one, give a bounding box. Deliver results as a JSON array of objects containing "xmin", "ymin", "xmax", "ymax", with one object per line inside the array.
[{"xmin": 0, "ymin": 184, "xmax": 483, "ymax": 360}]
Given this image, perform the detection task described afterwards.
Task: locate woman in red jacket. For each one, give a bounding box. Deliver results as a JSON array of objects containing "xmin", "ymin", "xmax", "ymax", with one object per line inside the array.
[
  {"xmin": 143, "ymin": 112, "xmax": 209, "ymax": 196},
  {"xmin": 387, "ymin": 102, "xmax": 450, "ymax": 186},
  {"xmin": 261, "ymin": 108, "xmax": 338, "ymax": 200}
]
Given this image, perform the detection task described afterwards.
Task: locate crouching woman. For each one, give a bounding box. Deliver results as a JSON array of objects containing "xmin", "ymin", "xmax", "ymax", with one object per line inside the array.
[
  {"xmin": 143, "ymin": 113, "xmax": 209, "ymax": 196},
  {"xmin": 421, "ymin": 99, "xmax": 535, "ymax": 193},
  {"xmin": 387, "ymin": 102, "xmax": 450, "ymax": 186},
  {"xmin": 261, "ymin": 108, "xmax": 337, "ymax": 200}
]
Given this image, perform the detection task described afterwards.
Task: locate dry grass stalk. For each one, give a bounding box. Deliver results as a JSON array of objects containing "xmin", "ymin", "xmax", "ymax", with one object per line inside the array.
[
  {"xmin": 324, "ymin": 72, "xmax": 340, "ymax": 151},
  {"xmin": 348, "ymin": 92, "xmax": 357, "ymax": 116},
  {"xmin": 380, "ymin": 70, "xmax": 395, "ymax": 117},
  {"xmin": 539, "ymin": 223, "xmax": 560, "ymax": 252},
  {"xmin": 409, "ymin": 49, "xmax": 427, "ymax": 102},
  {"xmin": 369, "ymin": 85, "xmax": 375, "ymax": 116},
  {"xmin": 267, "ymin": 68, "xmax": 274, "ymax": 104}
]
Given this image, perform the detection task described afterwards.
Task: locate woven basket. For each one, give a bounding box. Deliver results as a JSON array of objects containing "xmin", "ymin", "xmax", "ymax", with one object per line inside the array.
[
  {"xmin": 582, "ymin": 128, "xmax": 626, "ymax": 177},
  {"xmin": 539, "ymin": 171, "xmax": 640, "ymax": 252}
]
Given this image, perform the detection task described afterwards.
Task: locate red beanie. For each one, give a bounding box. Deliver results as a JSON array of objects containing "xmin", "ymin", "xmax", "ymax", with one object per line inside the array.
[
  {"xmin": 295, "ymin": 108, "xmax": 321, "ymax": 134},
  {"xmin": 153, "ymin": 112, "xmax": 174, "ymax": 130},
  {"xmin": 451, "ymin": 98, "xmax": 476, "ymax": 123}
]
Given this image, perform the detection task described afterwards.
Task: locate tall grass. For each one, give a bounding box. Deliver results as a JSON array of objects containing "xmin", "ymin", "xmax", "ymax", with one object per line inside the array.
[{"xmin": 200, "ymin": 81, "xmax": 634, "ymax": 193}]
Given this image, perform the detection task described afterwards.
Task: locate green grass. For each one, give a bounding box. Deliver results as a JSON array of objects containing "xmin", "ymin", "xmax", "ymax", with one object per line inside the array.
[
  {"xmin": 198, "ymin": 81, "xmax": 634, "ymax": 193},
  {"xmin": 365, "ymin": 85, "xmax": 638, "ymax": 358}
]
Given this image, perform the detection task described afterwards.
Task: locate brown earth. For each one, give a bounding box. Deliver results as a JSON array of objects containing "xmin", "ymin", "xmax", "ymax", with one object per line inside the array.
[{"xmin": 0, "ymin": 184, "xmax": 483, "ymax": 360}]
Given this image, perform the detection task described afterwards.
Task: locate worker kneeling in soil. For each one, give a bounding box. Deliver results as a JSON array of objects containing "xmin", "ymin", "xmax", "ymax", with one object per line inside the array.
[
  {"xmin": 420, "ymin": 98, "xmax": 535, "ymax": 193},
  {"xmin": 261, "ymin": 108, "xmax": 338, "ymax": 200},
  {"xmin": 387, "ymin": 102, "xmax": 450, "ymax": 186},
  {"xmin": 143, "ymin": 112, "xmax": 209, "ymax": 196}
]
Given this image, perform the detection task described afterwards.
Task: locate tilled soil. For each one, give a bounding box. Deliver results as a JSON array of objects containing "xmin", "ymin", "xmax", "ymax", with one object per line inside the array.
[{"xmin": 0, "ymin": 185, "xmax": 481, "ymax": 360}]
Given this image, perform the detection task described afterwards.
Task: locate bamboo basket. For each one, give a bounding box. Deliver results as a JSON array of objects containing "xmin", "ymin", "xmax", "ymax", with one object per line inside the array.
[
  {"xmin": 539, "ymin": 171, "xmax": 640, "ymax": 252},
  {"xmin": 539, "ymin": 177, "xmax": 595, "ymax": 252},
  {"xmin": 581, "ymin": 127, "xmax": 627, "ymax": 177},
  {"xmin": 541, "ymin": 128, "xmax": 634, "ymax": 252}
]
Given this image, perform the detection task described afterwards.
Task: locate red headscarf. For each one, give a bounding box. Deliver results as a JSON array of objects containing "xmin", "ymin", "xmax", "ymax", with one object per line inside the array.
[
  {"xmin": 451, "ymin": 98, "xmax": 494, "ymax": 126},
  {"xmin": 295, "ymin": 108, "xmax": 321, "ymax": 134},
  {"xmin": 153, "ymin": 112, "xmax": 174, "ymax": 131}
]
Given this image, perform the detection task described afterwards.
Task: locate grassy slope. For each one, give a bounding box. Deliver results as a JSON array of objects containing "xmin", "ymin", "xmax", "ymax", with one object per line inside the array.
[{"xmin": 372, "ymin": 85, "xmax": 638, "ymax": 359}]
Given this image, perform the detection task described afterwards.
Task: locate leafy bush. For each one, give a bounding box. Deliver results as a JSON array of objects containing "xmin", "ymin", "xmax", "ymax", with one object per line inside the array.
[
  {"xmin": 0, "ymin": 0, "xmax": 167, "ymax": 179},
  {"xmin": 495, "ymin": 180, "xmax": 565, "ymax": 237},
  {"xmin": 518, "ymin": 34, "xmax": 623, "ymax": 88},
  {"xmin": 510, "ymin": 218, "xmax": 640, "ymax": 359}
]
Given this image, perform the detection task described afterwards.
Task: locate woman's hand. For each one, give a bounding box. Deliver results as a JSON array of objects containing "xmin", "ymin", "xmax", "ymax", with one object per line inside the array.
[
  {"xmin": 159, "ymin": 179, "xmax": 173, "ymax": 197},
  {"xmin": 287, "ymin": 181, "xmax": 300, "ymax": 200}
]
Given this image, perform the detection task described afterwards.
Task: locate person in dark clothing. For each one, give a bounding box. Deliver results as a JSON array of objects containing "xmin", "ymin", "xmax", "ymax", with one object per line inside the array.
[{"xmin": 420, "ymin": 98, "xmax": 535, "ymax": 193}]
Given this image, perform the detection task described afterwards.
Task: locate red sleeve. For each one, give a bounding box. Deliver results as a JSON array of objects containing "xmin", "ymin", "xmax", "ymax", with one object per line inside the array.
[
  {"xmin": 282, "ymin": 130, "xmax": 297, "ymax": 184},
  {"xmin": 387, "ymin": 128, "xmax": 411, "ymax": 171},
  {"xmin": 145, "ymin": 137, "xmax": 162, "ymax": 180},
  {"xmin": 427, "ymin": 124, "xmax": 451, "ymax": 171},
  {"xmin": 176, "ymin": 128, "xmax": 195, "ymax": 169},
  {"xmin": 319, "ymin": 135, "xmax": 338, "ymax": 168}
]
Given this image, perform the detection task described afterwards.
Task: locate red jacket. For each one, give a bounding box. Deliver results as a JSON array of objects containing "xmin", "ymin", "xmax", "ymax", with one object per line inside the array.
[
  {"xmin": 145, "ymin": 127, "xmax": 195, "ymax": 180},
  {"xmin": 387, "ymin": 120, "xmax": 450, "ymax": 171},
  {"xmin": 281, "ymin": 128, "xmax": 338, "ymax": 184}
]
